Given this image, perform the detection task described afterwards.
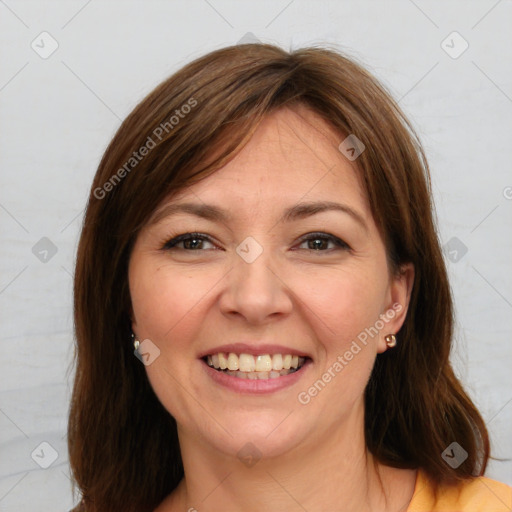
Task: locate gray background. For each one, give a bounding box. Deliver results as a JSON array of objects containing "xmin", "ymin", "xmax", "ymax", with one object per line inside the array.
[{"xmin": 1, "ymin": 1, "xmax": 511, "ymax": 510}]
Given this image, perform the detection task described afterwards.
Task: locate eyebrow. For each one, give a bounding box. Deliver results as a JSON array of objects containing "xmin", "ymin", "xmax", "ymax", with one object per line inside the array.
[{"xmin": 149, "ymin": 200, "xmax": 368, "ymax": 231}]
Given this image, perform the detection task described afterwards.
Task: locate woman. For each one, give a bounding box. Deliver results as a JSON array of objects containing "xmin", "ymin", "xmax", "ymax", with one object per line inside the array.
[{"xmin": 68, "ymin": 43, "xmax": 512, "ymax": 511}]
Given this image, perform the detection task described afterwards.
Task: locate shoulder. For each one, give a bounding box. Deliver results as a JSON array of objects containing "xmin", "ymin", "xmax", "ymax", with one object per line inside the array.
[{"xmin": 408, "ymin": 469, "xmax": 512, "ymax": 511}]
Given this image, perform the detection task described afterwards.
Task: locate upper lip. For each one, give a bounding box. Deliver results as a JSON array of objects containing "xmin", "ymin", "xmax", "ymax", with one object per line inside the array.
[{"xmin": 198, "ymin": 343, "xmax": 312, "ymax": 359}]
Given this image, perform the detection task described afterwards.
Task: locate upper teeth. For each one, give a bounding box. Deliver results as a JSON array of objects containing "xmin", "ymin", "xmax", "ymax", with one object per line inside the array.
[{"xmin": 207, "ymin": 353, "xmax": 305, "ymax": 372}]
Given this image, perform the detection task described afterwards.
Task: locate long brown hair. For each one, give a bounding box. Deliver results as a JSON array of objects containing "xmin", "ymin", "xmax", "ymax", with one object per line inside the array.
[{"xmin": 68, "ymin": 43, "xmax": 489, "ymax": 511}]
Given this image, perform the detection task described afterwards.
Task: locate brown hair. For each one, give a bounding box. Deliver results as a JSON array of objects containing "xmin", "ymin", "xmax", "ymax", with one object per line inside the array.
[{"xmin": 68, "ymin": 43, "xmax": 489, "ymax": 511}]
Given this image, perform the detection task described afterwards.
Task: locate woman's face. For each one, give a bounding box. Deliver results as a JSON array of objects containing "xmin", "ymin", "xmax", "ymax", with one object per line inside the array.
[{"xmin": 128, "ymin": 105, "xmax": 413, "ymax": 460}]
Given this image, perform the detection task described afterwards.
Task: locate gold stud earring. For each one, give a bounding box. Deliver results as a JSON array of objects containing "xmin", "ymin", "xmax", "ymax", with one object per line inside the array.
[{"xmin": 384, "ymin": 334, "xmax": 397, "ymax": 348}]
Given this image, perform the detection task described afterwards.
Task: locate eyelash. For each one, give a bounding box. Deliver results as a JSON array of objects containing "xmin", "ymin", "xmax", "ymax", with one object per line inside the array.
[{"xmin": 162, "ymin": 232, "xmax": 350, "ymax": 252}]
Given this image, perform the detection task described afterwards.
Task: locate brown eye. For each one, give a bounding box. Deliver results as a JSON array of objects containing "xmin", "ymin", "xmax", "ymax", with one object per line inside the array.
[
  {"xmin": 296, "ymin": 233, "xmax": 350, "ymax": 252},
  {"xmin": 163, "ymin": 233, "xmax": 215, "ymax": 250}
]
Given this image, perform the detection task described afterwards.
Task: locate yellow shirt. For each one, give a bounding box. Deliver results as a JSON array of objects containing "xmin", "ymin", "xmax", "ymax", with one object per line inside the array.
[{"xmin": 407, "ymin": 469, "xmax": 512, "ymax": 511}]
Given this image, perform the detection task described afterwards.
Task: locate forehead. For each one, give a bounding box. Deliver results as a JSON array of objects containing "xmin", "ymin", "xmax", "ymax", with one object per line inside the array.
[{"xmin": 161, "ymin": 106, "xmax": 370, "ymax": 221}]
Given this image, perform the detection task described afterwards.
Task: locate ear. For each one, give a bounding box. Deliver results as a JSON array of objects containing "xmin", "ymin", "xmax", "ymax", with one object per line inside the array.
[{"xmin": 376, "ymin": 262, "xmax": 415, "ymax": 354}]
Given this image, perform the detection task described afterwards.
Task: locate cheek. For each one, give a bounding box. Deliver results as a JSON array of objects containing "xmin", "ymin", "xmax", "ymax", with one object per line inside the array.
[
  {"xmin": 293, "ymin": 264, "xmax": 387, "ymax": 345},
  {"xmin": 129, "ymin": 262, "xmax": 218, "ymax": 422},
  {"xmin": 293, "ymin": 266, "xmax": 388, "ymax": 413},
  {"xmin": 129, "ymin": 262, "xmax": 216, "ymax": 346}
]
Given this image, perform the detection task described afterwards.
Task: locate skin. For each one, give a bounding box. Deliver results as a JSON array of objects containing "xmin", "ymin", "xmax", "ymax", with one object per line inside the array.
[{"xmin": 129, "ymin": 105, "xmax": 416, "ymax": 512}]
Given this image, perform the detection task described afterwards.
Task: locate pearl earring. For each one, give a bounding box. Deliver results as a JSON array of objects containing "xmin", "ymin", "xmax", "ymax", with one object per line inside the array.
[{"xmin": 384, "ymin": 334, "xmax": 397, "ymax": 348}]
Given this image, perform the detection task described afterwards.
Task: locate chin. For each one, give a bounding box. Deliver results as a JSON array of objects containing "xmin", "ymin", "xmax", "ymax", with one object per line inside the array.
[{"xmin": 197, "ymin": 410, "xmax": 312, "ymax": 462}]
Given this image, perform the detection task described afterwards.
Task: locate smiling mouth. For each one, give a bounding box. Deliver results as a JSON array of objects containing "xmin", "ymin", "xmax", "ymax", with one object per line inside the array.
[{"xmin": 203, "ymin": 352, "xmax": 308, "ymax": 380}]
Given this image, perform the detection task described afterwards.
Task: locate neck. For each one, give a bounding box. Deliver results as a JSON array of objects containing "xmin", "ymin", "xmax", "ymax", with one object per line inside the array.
[{"xmin": 162, "ymin": 405, "xmax": 416, "ymax": 512}]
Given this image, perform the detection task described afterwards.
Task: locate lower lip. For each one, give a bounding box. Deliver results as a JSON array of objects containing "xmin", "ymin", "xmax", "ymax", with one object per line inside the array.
[{"xmin": 201, "ymin": 359, "xmax": 312, "ymax": 394}]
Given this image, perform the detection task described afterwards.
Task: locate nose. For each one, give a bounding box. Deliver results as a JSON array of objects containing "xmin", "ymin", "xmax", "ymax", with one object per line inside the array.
[{"xmin": 218, "ymin": 249, "xmax": 293, "ymax": 325}]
